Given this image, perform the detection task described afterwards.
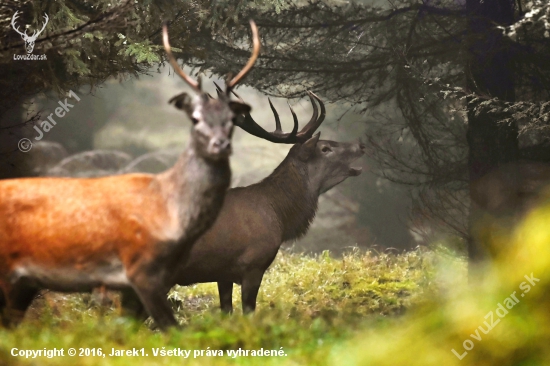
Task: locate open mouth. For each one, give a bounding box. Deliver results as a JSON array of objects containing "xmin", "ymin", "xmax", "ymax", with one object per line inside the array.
[
  {"xmin": 348, "ymin": 167, "xmax": 363, "ymax": 176},
  {"xmin": 346, "ymin": 145, "xmax": 366, "ymax": 176}
]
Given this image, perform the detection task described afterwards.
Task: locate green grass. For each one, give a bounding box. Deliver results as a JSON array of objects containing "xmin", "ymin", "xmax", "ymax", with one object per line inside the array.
[
  {"xmin": 0, "ymin": 248, "xmax": 440, "ymax": 366},
  {"xmin": 4, "ymin": 206, "xmax": 550, "ymax": 366},
  {"xmin": 8, "ymin": 209, "xmax": 550, "ymax": 366}
]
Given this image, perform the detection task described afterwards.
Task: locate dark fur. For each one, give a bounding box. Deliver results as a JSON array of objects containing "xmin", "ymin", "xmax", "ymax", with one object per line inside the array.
[
  {"xmin": 261, "ymin": 147, "xmax": 318, "ymax": 242},
  {"xmin": 123, "ymin": 137, "xmax": 365, "ymax": 315}
]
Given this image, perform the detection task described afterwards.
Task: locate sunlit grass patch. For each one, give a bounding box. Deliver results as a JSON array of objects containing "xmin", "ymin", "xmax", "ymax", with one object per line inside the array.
[{"xmin": 0, "ymin": 248, "xmax": 441, "ymax": 365}]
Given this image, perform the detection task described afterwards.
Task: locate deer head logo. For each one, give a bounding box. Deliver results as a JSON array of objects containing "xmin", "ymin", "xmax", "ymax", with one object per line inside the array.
[{"xmin": 11, "ymin": 11, "xmax": 49, "ymax": 54}]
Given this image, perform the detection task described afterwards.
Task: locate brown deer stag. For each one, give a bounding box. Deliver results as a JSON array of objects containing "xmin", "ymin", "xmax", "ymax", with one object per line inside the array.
[
  {"xmin": 124, "ymin": 91, "xmax": 365, "ymax": 314},
  {"xmin": 0, "ymin": 21, "xmax": 260, "ymax": 330}
]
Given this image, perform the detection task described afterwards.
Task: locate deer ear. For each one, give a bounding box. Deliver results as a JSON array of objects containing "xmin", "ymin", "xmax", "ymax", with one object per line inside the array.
[
  {"xmin": 298, "ymin": 132, "xmax": 321, "ymax": 161},
  {"xmin": 229, "ymin": 101, "xmax": 252, "ymax": 116},
  {"xmin": 169, "ymin": 92, "xmax": 194, "ymax": 116}
]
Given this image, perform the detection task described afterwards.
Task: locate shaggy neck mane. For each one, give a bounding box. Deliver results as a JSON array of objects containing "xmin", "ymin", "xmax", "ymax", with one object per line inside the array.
[
  {"xmin": 159, "ymin": 145, "xmax": 231, "ymax": 247},
  {"xmin": 259, "ymin": 152, "xmax": 318, "ymax": 242}
]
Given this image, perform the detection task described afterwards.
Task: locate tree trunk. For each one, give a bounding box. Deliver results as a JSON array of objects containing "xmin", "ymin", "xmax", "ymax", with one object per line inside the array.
[{"xmin": 466, "ymin": 0, "xmax": 517, "ymax": 264}]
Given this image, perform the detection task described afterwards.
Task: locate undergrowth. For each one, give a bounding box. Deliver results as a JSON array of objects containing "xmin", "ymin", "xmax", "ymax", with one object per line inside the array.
[
  {"xmin": 2, "ymin": 206, "xmax": 549, "ymax": 366},
  {"xmin": 0, "ymin": 248, "xmax": 443, "ymax": 365}
]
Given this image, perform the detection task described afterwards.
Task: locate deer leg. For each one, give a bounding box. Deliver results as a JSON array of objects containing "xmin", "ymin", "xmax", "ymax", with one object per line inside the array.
[
  {"xmin": 217, "ymin": 281, "xmax": 233, "ymax": 314},
  {"xmin": 129, "ymin": 270, "xmax": 177, "ymax": 330},
  {"xmin": 132, "ymin": 285, "xmax": 176, "ymax": 330},
  {"xmin": 0, "ymin": 286, "xmax": 7, "ymax": 327},
  {"xmin": 3, "ymin": 283, "xmax": 39, "ymax": 327},
  {"xmin": 241, "ymin": 271, "xmax": 264, "ymax": 314},
  {"xmin": 120, "ymin": 288, "xmax": 148, "ymax": 321}
]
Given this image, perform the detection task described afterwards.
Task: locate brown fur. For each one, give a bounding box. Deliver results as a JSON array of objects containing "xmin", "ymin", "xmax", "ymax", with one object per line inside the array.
[
  {"xmin": 0, "ymin": 141, "xmax": 231, "ymax": 329},
  {"xmin": 134, "ymin": 137, "xmax": 365, "ymax": 314},
  {"xmin": 0, "ymin": 88, "xmax": 254, "ymax": 330},
  {"xmin": 261, "ymin": 151, "xmax": 319, "ymax": 242}
]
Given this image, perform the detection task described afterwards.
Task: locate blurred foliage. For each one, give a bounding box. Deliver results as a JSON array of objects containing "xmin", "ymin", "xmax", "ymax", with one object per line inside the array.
[{"xmin": 338, "ymin": 189, "xmax": 550, "ymax": 366}]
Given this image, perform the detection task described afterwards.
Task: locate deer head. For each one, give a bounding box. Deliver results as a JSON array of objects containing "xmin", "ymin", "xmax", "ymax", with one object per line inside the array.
[
  {"xmin": 163, "ymin": 21, "xmax": 260, "ymax": 161},
  {"xmin": 11, "ymin": 11, "xmax": 49, "ymax": 54},
  {"xmin": 225, "ymin": 88, "xmax": 365, "ymax": 193}
]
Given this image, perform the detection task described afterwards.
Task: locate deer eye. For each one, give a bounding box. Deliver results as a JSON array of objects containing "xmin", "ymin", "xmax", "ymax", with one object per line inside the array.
[{"xmin": 321, "ymin": 146, "xmax": 332, "ymax": 153}]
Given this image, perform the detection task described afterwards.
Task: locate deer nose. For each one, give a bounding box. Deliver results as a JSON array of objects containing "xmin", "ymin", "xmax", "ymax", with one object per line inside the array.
[
  {"xmin": 358, "ymin": 139, "xmax": 366, "ymax": 153},
  {"xmin": 213, "ymin": 138, "xmax": 231, "ymax": 152}
]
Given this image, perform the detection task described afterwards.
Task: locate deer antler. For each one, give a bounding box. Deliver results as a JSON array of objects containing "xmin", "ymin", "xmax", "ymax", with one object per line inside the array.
[
  {"xmin": 226, "ymin": 20, "xmax": 261, "ymax": 91},
  {"xmin": 163, "ymin": 20, "xmax": 260, "ymax": 94},
  {"xmin": 11, "ymin": 11, "xmax": 27, "ymax": 38},
  {"xmin": 213, "ymin": 82, "xmax": 225, "ymax": 99},
  {"xmin": 295, "ymin": 91, "xmax": 326, "ymax": 139},
  {"xmin": 162, "ymin": 22, "xmax": 201, "ymax": 93},
  {"xmin": 270, "ymin": 98, "xmax": 299, "ymax": 138},
  {"xmin": 228, "ymin": 90, "xmax": 325, "ymax": 144}
]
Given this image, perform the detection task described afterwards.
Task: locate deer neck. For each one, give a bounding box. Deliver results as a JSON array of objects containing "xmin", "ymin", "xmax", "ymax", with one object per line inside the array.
[
  {"xmin": 260, "ymin": 157, "xmax": 318, "ymax": 242},
  {"xmin": 159, "ymin": 143, "xmax": 231, "ymax": 245}
]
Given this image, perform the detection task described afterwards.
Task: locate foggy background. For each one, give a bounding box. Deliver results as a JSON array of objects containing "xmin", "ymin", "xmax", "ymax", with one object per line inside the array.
[{"xmin": 22, "ymin": 65, "xmax": 415, "ymax": 253}]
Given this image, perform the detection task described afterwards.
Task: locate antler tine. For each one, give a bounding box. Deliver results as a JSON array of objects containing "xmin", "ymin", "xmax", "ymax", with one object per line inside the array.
[
  {"xmin": 309, "ymin": 91, "xmax": 326, "ymax": 124},
  {"xmin": 268, "ymin": 98, "xmax": 282, "ymax": 133},
  {"xmin": 214, "ymin": 81, "xmax": 235, "ymax": 100},
  {"xmin": 234, "ymin": 93, "xmax": 325, "ymax": 144},
  {"xmin": 224, "ymin": 91, "xmax": 324, "ymax": 144},
  {"xmin": 227, "ymin": 20, "xmax": 261, "ymax": 90},
  {"xmin": 233, "ymin": 99, "xmax": 297, "ymax": 144},
  {"xmin": 286, "ymin": 103, "xmax": 299, "ymax": 138},
  {"xmin": 162, "ymin": 22, "xmax": 201, "ymax": 93},
  {"xmin": 229, "ymin": 89, "xmax": 245, "ymax": 103},
  {"xmin": 213, "ymin": 81, "xmax": 223, "ymax": 94},
  {"xmin": 296, "ymin": 91, "xmax": 325, "ymax": 139}
]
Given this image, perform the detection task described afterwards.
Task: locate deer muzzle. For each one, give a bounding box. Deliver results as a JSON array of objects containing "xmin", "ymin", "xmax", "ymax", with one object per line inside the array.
[{"xmin": 208, "ymin": 137, "xmax": 232, "ymax": 158}]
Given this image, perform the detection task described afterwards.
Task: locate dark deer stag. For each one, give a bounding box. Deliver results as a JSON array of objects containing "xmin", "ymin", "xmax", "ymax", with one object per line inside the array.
[
  {"xmin": 124, "ymin": 91, "xmax": 365, "ymax": 315},
  {"xmin": 0, "ymin": 21, "xmax": 260, "ymax": 330}
]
